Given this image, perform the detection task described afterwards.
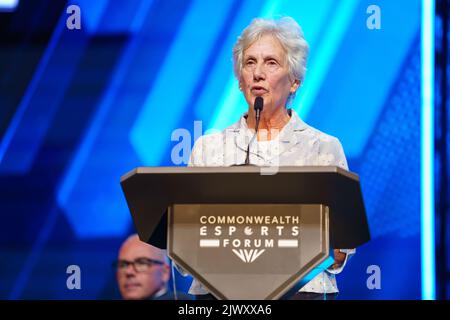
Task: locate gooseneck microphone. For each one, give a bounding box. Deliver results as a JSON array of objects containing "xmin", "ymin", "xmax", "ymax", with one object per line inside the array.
[{"xmin": 244, "ymin": 96, "xmax": 264, "ymax": 165}]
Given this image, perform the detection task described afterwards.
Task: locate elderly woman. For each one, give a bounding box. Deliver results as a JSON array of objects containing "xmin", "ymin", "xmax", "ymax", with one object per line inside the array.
[{"xmin": 188, "ymin": 16, "xmax": 354, "ymax": 300}]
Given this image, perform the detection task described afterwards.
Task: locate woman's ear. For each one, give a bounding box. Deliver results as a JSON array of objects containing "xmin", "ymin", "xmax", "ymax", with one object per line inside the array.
[
  {"xmin": 290, "ymin": 79, "xmax": 300, "ymax": 93},
  {"xmin": 238, "ymin": 74, "xmax": 246, "ymax": 91}
]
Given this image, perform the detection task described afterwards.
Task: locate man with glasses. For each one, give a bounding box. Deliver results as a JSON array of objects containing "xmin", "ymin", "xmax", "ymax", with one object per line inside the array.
[{"xmin": 114, "ymin": 234, "xmax": 191, "ymax": 300}]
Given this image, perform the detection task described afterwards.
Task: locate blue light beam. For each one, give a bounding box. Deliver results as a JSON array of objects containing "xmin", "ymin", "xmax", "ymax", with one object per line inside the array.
[{"xmin": 421, "ymin": 0, "xmax": 436, "ymax": 301}]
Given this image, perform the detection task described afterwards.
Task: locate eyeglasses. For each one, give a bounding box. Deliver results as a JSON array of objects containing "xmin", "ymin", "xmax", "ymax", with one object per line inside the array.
[{"xmin": 113, "ymin": 257, "xmax": 165, "ymax": 273}]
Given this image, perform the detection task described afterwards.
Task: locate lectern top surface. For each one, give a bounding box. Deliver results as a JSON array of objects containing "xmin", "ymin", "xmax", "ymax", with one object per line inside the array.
[{"xmin": 121, "ymin": 166, "xmax": 359, "ymax": 182}]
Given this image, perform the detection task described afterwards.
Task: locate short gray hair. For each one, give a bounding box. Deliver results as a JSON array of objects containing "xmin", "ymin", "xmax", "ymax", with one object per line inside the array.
[{"xmin": 233, "ymin": 16, "xmax": 309, "ymax": 83}]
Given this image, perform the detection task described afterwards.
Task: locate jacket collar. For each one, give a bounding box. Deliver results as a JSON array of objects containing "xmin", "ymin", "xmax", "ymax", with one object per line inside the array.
[{"xmin": 229, "ymin": 109, "xmax": 309, "ymax": 157}]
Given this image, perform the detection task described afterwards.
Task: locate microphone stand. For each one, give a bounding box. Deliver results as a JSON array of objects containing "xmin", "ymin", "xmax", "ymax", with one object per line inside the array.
[{"xmin": 244, "ymin": 107, "xmax": 262, "ymax": 165}]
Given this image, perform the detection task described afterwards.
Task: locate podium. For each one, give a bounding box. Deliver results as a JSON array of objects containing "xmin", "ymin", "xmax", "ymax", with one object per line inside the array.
[{"xmin": 120, "ymin": 166, "xmax": 370, "ymax": 300}]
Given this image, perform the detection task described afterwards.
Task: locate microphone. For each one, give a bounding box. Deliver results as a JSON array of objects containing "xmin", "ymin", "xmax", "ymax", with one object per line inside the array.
[
  {"xmin": 253, "ymin": 96, "xmax": 263, "ymax": 130},
  {"xmin": 244, "ymin": 96, "xmax": 264, "ymax": 165}
]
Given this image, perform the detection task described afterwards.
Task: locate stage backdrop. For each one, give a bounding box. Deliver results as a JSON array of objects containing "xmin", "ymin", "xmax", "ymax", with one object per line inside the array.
[{"xmin": 0, "ymin": 0, "xmax": 423, "ymax": 299}]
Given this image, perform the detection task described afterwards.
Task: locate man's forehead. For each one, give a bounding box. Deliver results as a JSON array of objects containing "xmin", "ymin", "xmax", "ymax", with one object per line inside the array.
[{"xmin": 119, "ymin": 240, "xmax": 155, "ymax": 258}]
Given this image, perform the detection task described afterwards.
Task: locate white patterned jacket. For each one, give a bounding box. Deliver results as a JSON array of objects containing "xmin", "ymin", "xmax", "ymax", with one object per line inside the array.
[{"xmin": 187, "ymin": 109, "xmax": 355, "ymax": 295}]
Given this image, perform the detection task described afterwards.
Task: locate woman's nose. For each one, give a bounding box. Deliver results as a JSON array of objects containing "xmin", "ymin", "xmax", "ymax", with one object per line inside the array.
[{"xmin": 253, "ymin": 63, "xmax": 266, "ymax": 80}]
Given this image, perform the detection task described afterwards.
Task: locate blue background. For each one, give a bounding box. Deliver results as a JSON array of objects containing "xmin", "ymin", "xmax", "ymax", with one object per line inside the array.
[{"xmin": 0, "ymin": 0, "xmax": 426, "ymax": 299}]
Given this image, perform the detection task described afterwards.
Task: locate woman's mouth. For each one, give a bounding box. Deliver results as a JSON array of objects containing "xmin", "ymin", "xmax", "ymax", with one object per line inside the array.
[{"xmin": 251, "ymin": 86, "xmax": 267, "ymax": 95}]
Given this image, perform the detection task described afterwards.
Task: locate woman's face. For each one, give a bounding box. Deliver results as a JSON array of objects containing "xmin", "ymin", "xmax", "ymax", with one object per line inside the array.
[{"xmin": 240, "ymin": 34, "xmax": 299, "ymax": 116}]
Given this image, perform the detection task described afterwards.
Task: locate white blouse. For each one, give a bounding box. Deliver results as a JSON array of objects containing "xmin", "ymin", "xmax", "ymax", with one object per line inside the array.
[{"xmin": 187, "ymin": 109, "xmax": 355, "ymax": 295}]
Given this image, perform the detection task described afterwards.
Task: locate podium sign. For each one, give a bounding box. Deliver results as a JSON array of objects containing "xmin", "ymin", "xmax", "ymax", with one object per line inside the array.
[
  {"xmin": 168, "ymin": 204, "xmax": 330, "ymax": 300},
  {"xmin": 120, "ymin": 166, "xmax": 370, "ymax": 300}
]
